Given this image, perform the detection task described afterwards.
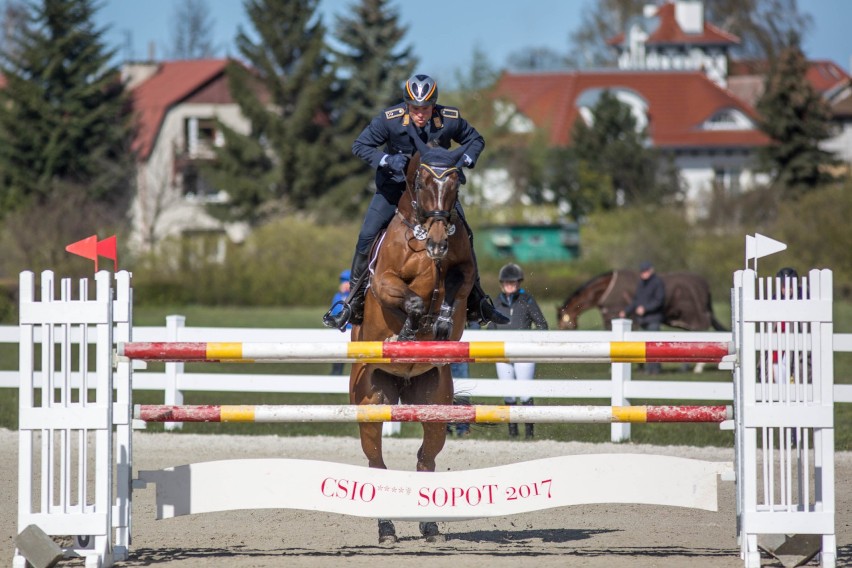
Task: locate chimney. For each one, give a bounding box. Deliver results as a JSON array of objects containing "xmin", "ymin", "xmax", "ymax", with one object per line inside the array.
[{"xmin": 675, "ymin": 1, "xmax": 704, "ymax": 34}]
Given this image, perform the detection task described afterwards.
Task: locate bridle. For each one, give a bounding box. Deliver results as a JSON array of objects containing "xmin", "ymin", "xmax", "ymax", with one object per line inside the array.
[
  {"xmin": 399, "ymin": 162, "xmax": 458, "ymax": 240},
  {"xmin": 411, "ymin": 163, "xmax": 459, "ymax": 226}
]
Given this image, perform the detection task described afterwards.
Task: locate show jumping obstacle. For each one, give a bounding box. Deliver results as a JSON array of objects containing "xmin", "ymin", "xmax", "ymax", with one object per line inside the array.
[
  {"xmin": 118, "ymin": 339, "xmax": 733, "ymax": 363},
  {"xmin": 14, "ymin": 235, "xmax": 837, "ymax": 568},
  {"xmin": 134, "ymin": 403, "xmax": 733, "ymax": 424}
]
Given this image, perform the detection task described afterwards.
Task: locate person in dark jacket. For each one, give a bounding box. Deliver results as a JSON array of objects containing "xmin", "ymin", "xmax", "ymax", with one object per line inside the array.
[
  {"xmin": 323, "ymin": 74, "xmax": 508, "ymax": 331},
  {"xmin": 619, "ymin": 260, "xmax": 666, "ymax": 374},
  {"xmin": 487, "ymin": 263, "xmax": 548, "ymax": 438}
]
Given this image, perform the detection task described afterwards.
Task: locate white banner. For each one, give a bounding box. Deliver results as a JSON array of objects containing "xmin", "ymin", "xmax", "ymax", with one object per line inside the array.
[{"xmin": 138, "ymin": 454, "xmax": 732, "ymax": 521}]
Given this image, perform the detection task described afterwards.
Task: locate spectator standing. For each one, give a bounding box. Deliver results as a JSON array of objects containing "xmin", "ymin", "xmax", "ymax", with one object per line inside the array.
[
  {"xmin": 328, "ymin": 269, "xmax": 351, "ymax": 375},
  {"xmin": 487, "ymin": 263, "xmax": 549, "ymax": 439},
  {"xmin": 773, "ymin": 267, "xmax": 801, "ymax": 383},
  {"xmin": 446, "ymin": 321, "xmax": 478, "ymax": 438},
  {"xmin": 619, "ymin": 261, "xmax": 666, "ymax": 374}
]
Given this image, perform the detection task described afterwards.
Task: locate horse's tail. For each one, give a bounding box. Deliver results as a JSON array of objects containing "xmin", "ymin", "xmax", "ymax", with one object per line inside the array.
[{"xmin": 706, "ymin": 292, "xmax": 729, "ymax": 331}]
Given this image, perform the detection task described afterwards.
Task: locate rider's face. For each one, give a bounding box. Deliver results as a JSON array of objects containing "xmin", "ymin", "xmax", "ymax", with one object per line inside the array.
[{"xmin": 408, "ymin": 104, "xmax": 433, "ymax": 127}]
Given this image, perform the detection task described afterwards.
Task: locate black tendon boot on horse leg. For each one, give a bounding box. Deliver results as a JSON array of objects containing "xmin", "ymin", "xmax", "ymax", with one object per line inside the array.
[
  {"xmin": 378, "ymin": 519, "xmax": 397, "ymax": 544},
  {"xmin": 456, "ymin": 209, "xmax": 509, "ymax": 325},
  {"xmin": 506, "ymin": 402, "xmax": 518, "ymax": 437},
  {"xmin": 420, "ymin": 521, "xmax": 445, "ymax": 543},
  {"xmin": 323, "ymin": 250, "xmax": 370, "ymax": 331},
  {"xmin": 523, "ymin": 398, "xmax": 535, "ymax": 439}
]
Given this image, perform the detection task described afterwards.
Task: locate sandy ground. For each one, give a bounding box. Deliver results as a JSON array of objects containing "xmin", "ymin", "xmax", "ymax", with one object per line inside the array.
[{"xmin": 2, "ymin": 429, "xmax": 850, "ymax": 568}]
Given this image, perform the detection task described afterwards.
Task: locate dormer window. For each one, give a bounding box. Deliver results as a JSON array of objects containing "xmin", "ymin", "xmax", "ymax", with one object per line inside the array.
[{"xmin": 703, "ymin": 108, "xmax": 752, "ymax": 130}]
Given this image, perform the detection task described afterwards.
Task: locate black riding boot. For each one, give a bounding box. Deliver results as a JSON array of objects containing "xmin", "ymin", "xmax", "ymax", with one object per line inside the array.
[
  {"xmin": 523, "ymin": 399, "xmax": 535, "ymax": 439},
  {"xmin": 468, "ymin": 279, "xmax": 510, "ymax": 325},
  {"xmin": 458, "ymin": 215, "xmax": 509, "ymax": 325},
  {"xmin": 322, "ymin": 251, "xmax": 370, "ymax": 331}
]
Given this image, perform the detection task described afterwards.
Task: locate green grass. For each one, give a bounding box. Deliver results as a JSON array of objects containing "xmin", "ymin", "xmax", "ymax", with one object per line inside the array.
[{"xmin": 3, "ymin": 302, "xmax": 851, "ymax": 449}]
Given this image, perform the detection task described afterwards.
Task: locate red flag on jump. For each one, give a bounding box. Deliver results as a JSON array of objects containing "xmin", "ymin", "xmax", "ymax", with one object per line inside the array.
[
  {"xmin": 65, "ymin": 235, "xmax": 118, "ymax": 271},
  {"xmin": 96, "ymin": 235, "xmax": 118, "ymax": 270}
]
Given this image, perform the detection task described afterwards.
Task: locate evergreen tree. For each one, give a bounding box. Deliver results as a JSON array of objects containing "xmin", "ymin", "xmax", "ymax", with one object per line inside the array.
[
  {"xmin": 0, "ymin": 0, "xmax": 135, "ymax": 214},
  {"xmin": 319, "ymin": 0, "xmax": 416, "ymax": 217},
  {"xmin": 550, "ymin": 91, "xmax": 682, "ymax": 218},
  {"xmin": 204, "ymin": 0, "xmax": 335, "ymax": 223},
  {"xmin": 756, "ymin": 33, "xmax": 836, "ymax": 199}
]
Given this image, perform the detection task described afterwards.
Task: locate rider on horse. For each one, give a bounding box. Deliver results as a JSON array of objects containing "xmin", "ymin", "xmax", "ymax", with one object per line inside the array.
[{"xmin": 323, "ymin": 73, "xmax": 509, "ymax": 331}]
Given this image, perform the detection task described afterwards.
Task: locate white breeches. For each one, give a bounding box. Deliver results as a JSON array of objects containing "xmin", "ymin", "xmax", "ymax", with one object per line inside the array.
[{"xmin": 496, "ymin": 362, "xmax": 535, "ymax": 404}]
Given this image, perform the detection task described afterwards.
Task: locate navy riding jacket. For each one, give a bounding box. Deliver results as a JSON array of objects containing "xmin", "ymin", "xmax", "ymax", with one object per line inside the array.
[{"xmin": 352, "ymin": 103, "xmax": 485, "ymax": 192}]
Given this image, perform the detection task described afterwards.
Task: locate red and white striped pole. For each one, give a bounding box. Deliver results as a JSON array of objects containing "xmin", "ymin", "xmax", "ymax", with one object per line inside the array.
[
  {"xmin": 119, "ymin": 340, "xmax": 733, "ymax": 364},
  {"xmin": 134, "ymin": 404, "xmax": 733, "ymax": 424}
]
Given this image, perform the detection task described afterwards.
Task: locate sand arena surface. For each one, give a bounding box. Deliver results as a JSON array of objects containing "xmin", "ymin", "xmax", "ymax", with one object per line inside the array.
[{"xmin": 2, "ymin": 429, "xmax": 849, "ymax": 567}]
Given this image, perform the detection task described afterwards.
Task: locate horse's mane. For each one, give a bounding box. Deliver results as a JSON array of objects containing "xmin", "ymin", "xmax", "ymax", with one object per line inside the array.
[{"xmin": 570, "ymin": 270, "xmax": 615, "ymax": 297}]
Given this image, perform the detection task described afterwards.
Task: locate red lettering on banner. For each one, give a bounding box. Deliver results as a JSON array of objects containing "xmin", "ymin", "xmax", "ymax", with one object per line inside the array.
[
  {"xmin": 320, "ymin": 478, "xmax": 376, "ymax": 502},
  {"xmin": 417, "ymin": 484, "xmax": 501, "ymax": 507},
  {"xmin": 417, "ymin": 488, "xmax": 430, "ymax": 507}
]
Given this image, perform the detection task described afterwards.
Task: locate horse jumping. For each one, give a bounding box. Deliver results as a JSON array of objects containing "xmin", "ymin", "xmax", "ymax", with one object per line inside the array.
[
  {"xmin": 349, "ymin": 144, "xmax": 473, "ymax": 544},
  {"xmin": 557, "ymin": 270, "xmax": 727, "ymax": 332}
]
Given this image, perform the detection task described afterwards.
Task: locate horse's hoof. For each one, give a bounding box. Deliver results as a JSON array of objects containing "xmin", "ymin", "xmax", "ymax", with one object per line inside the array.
[
  {"xmin": 419, "ymin": 521, "xmax": 444, "ymax": 542},
  {"xmin": 378, "ymin": 519, "xmax": 397, "ymax": 544}
]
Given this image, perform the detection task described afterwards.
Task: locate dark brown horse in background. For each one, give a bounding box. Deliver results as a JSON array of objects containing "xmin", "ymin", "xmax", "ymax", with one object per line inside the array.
[
  {"xmin": 557, "ymin": 270, "xmax": 727, "ymax": 332},
  {"xmin": 349, "ymin": 143, "xmax": 474, "ymax": 544}
]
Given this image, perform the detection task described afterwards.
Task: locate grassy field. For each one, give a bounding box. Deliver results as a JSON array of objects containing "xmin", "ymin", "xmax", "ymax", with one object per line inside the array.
[{"xmin": 3, "ymin": 300, "xmax": 851, "ymax": 449}]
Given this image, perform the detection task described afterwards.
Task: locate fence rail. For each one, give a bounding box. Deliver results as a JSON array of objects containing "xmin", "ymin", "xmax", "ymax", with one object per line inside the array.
[{"xmin": 2, "ymin": 319, "xmax": 851, "ymax": 441}]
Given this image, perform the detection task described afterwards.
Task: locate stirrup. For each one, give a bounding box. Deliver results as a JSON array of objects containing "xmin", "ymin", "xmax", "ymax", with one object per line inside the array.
[{"xmin": 322, "ymin": 301, "xmax": 352, "ymax": 332}]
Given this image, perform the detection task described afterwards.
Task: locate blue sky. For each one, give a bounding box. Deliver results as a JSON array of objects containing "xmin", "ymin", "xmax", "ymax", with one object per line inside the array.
[{"xmin": 96, "ymin": 0, "xmax": 852, "ymax": 84}]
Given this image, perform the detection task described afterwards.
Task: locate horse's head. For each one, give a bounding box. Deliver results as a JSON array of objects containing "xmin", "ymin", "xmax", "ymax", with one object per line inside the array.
[
  {"xmin": 557, "ymin": 303, "xmax": 580, "ymax": 330},
  {"xmin": 408, "ymin": 146, "xmax": 465, "ymax": 260}
]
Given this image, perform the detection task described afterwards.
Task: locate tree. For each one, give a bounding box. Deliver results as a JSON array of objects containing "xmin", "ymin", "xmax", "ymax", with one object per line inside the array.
[
  {"xmin": 565, "ymin": 0, "xmax": 646, "ymax": 68},
  {"xmin": 506, "ymin": 46, "xmax": 568, "ymax": 72},
  {"xmin": 0, "ymin": 0, "xmax": 28, "ymax": 58},
  {"xmin": 706, "ymin": 0, "xmax": 812, "ymax": 62},
  {"xmin": 204, "ymin": 0, "xmax": 336, "ymax": 223},
  {"xmin": 319, "ymin": 0, "xmax": 416, "ymax": 217},
  {"xmin": 756, "ymin": 33, "xmax": 836, "ymax": 199},
  {"xmin": 169, "ymin": 0, "xmax": 217, "ymax": 59},
  {"xmin": 570, "ymin": 90, "xmax": 676, "ymax": 209},
  {"xmin": 0, "ymin": 0, "xmax": 136, "ymax": 215}
]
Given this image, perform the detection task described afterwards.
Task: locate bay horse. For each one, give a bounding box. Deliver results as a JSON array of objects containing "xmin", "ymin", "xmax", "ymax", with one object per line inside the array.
[
  {"xmin": 557, "ymin": 270, "xmax": 727, "ymax": 332},
  {"xmin": 349, "ymin": 142, "xmax": 475, "ymax": 544}
]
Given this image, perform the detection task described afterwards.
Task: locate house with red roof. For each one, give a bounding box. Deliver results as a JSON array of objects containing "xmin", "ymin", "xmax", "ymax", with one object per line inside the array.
[
  {"xmin": 492, "ymin": 0, "xmax": 850, "ymax": 220},
  {"xmin": 126, "ymin": 59, "xmax": 252, "ymax": 252}
]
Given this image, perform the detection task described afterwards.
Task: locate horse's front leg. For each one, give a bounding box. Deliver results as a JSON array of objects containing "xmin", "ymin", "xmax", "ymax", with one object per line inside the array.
[
  {"xmin": 433, "ymin": 267, "xmax": 470, "ymax": 340},
  {"xmin": 372, "ymin": 271, "xmax": 424, "ymax": 341}
]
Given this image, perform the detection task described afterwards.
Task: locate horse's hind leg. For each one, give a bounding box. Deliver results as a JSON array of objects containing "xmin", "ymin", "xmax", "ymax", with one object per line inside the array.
[{"xmin": 351, "ymin": 365, "xmax": 400, "ymax": 543}]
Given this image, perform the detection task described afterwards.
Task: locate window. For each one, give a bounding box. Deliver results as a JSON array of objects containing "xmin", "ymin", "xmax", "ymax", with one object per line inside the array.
[{"xmin": 185, "ymin": 117, "xmax": 222, "ymax": 157}]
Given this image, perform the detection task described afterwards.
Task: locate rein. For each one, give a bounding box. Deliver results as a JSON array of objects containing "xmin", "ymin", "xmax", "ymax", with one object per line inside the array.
[{"xmin": 597, "ymin": 271, "xmax": 619, "ymax": 308}]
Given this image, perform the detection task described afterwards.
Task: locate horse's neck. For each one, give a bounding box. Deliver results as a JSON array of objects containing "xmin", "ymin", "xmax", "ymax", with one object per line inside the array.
[{"xmin": 396, "ymin": 188, "xmax": 415, "ymax": 219}]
